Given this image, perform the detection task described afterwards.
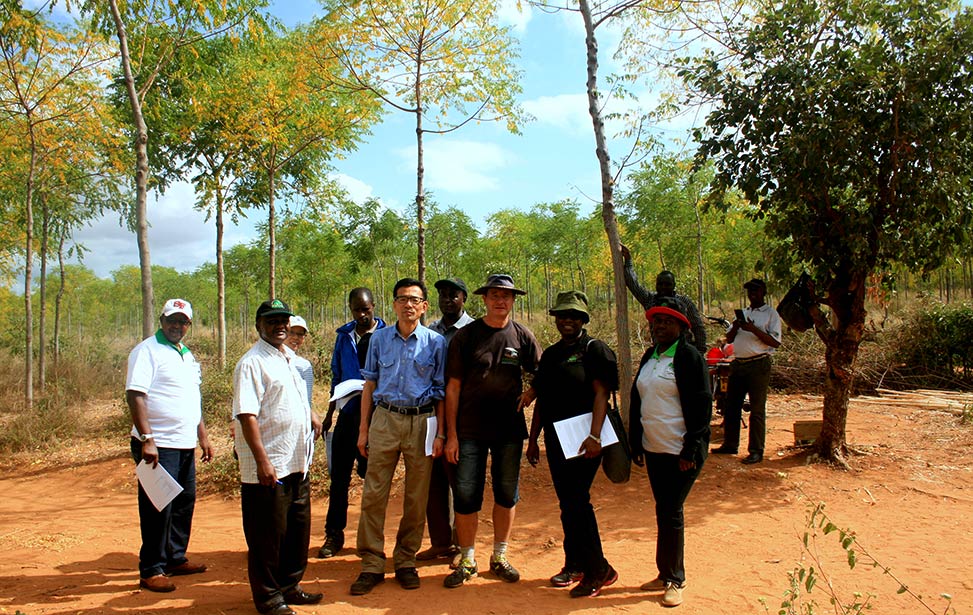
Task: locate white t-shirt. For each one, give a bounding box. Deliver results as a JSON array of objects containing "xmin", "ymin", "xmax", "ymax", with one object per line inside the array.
[
  {"xmin": 233, "ymin": 339, "xmax": 313, "ymax": 483},
  {"xmin": 636, "ymin": 352, "xmax": 686, "ymax": 456},
  {"xmin": 126, "ymin": 331, "xmax": 202, "ymax": 449},
  {"xmin": 734, "ymin": 303, "xmax": 783, "ymax": 358}
]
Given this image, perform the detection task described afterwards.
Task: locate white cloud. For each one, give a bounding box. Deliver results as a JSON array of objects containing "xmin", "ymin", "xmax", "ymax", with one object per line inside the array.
[
  {"xmin": 522, "ymin": 93, "xmax": 590, "ymax": 136},
  {"xmin": 395, "ymin": 140, "xmax": 510, "ymax": 193},
  {"xmin": 331, "ymin": 172, "xmax": 375, "ymax": 204},
  {"xmin": 71, "ymin": 181, "xmax": 259, "ymax": 277},
  {"xmin": 499, "ymin": 0, "xmax": 532, "ymax": 34}
]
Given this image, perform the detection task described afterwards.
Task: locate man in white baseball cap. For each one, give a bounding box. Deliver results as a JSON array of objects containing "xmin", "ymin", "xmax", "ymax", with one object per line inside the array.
[{"xmin": 126, "ymin": 298, "xmax": 213, "ymax": 592}]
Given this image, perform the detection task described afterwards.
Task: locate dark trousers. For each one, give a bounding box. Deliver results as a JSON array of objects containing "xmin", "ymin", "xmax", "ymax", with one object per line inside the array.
[
  {"xmin": 241, "ymin": 472, "xmax": 311, "ymax": 612},
  {"xmin": 324, "ymin": 403, "xmax": 367, "ymax": 540},
  {"xmin": 723, "ymin": 356, "xmax": 771, "ymax": 454},
  {"xmin": 545, "ymin": 429, "xmax": 608, "ymax": 578},
  {"xmin": 424, "ymin": 456, "xmax": 457, "ymax": 548},
  {"xmin": 644, "ymin": 452, "xmax": 701, "ymax": 585},
  {"xmin": 130, "ymin": 439, "xmax": 196, "ymax": 578}
]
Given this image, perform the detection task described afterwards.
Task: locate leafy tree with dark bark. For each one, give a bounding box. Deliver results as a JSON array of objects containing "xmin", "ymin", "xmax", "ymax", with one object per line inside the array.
[{"xmin": 682, "ymin": 0, "xmax": 973, "ymax": 464}]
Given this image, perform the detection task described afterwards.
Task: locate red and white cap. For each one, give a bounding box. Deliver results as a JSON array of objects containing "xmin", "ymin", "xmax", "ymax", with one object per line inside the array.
[{"xmin": 161, "ymin": 298, "xmax": 193, "ymax": 320}]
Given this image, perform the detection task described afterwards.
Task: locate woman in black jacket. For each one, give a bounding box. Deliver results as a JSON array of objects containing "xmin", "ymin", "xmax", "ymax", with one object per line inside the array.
[{"xmin": 628, "ymin": 297, "xmax": 712, "ymax": 608}]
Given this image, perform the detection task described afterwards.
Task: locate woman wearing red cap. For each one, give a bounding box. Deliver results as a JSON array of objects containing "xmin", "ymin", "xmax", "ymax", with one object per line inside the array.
[{"xmin": 628, "ymin": 297, "xmax": 712, "ymax": 608}]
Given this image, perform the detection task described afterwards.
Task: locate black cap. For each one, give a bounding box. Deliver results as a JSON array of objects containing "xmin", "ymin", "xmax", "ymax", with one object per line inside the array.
[
  {"xmin": 255, "ymin": 298, "xmax": 294, "ymax": 320},
  {"xmin": 434, "ymin": 278, "xmax": 469, "ymax": 297},
  {"xmin": 743, "ymin": 278, "xmax": 767, "ymax": 291}
]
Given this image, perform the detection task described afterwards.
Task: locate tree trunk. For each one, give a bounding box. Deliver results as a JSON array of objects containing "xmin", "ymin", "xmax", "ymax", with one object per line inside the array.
[
  {"xmin": 23, "ymin": 124, "xmax": 36, "ymax": 408},
  {"xmin": 579, "ymin": 0, "xmax": 632, "ymax": 421},
  {"xmin": 216, "ymin": 188, "xmax": 227, "ymax": 369},
  {"xmin": 54, "ymin": 229, "xmax": 66, "ymax": 371},
  {"xmin": 415, "ymin": 108, "xmax": 427, "ymax": 287},
  {"xmin": 38, "ymin": 198, "xmax": 48, "ymax": 392},
  {"xmin": 693, "ymin": 197, "xmax": 705, "ymax": 313},
  {"xmin": 268, "ymin": 161, "xmax": 277, "ymax": 299},
  {"xmin": 815, "ymin": 271, "xmax": 868, "ymax": 462},
  {"xmin": 109, "ymin": 0, "xmax": 155, "ymax": 338}
]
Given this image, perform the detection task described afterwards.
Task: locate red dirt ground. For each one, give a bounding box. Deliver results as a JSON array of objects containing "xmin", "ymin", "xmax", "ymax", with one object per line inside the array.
[{"xmin": 2, "ymin": 393, "xmax": 972, "ymax": 615}]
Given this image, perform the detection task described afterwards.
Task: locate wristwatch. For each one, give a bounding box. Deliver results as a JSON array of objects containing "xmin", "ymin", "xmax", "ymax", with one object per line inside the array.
[
  {"xmin": 587, "ymin": 433, "xmax": 602, "ymax": 445},
  {"xmin": 138, "ymin": 433, "xmax": 154, "ymax": 442}
]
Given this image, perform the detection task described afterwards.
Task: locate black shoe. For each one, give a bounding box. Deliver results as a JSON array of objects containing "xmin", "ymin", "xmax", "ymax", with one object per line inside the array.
[
  {"xmin": 489, "ymin": 555, "xmax": 520, "ymax": 583},
  {"xmin": 570, "ymin": 565, "xmax": 618, "ymax": 598},
  {"xmin": 395, "ymin": 567, "xmax": 421, "ymax": 590},
  {"xmin": 284, "ymin": 589, "xmax": 323, "ymax": 605},
  {"xmin": 350, "ymin": 572, "xmax": 385, "ymax": 596},
  {"xmin": 742, "ymin": 453, "xmax": 763, "ymax": 465},
  {"xmin": 550, "ymin": 567, "xmax": 584, "ymax": 587},
  {"xmin": 710, "ymin": 446, "xmax": 738, "ymax": 454},
  {"xmin": 443, "ymin": 558, "xmax": 477, "ymax": 588},
  {"xmin": 259, "ymin": 604, "xmax": 296, "ymax": 615},
  {"xmin": 317, "ymin": 534, "xmax": 343, "ymax": 559}
]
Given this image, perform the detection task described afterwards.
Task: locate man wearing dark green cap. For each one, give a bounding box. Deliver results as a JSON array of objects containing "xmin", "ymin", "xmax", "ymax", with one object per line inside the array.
[{"xmin": 234, "ymin": 299, "xmax": 324, "ymax": 615}]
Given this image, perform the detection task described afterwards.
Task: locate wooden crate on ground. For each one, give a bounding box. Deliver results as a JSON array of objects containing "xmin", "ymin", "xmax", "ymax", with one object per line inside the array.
[{"xmin": 793, "ymin": 419, "xmax": 822, "ymax": 446}]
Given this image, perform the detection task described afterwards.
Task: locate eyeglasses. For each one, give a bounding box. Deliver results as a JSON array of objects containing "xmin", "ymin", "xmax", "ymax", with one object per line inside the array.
[
  {"xmin": 165, "ymin": 317, "xmax": 191, "ymax": 327},
  {"xmin": 394, "ymin": 296, "xmax": 426, "ymax": 306}
]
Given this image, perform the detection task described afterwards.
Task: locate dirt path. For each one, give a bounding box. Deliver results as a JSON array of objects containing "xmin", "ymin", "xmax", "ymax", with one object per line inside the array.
[{"xmin": 2, "ymin": 394, "xmax": 972, "ymax": 615}]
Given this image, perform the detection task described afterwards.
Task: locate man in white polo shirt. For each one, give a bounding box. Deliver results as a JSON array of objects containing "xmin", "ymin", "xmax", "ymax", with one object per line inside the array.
[{"xmin": 126, "ymin": 298, "xmax": 214, "ymax": 593}]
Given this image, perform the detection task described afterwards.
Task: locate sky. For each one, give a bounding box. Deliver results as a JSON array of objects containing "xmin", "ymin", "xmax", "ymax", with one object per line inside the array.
[{"xmin": 55, "ymin": 0, "xmax": 698, "ymax": 278}]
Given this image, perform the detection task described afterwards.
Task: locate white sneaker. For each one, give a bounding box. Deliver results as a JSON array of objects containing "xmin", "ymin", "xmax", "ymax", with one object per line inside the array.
[{"xmin": 662, "ymin": 581, "xmax": 684, "ymax": 607}]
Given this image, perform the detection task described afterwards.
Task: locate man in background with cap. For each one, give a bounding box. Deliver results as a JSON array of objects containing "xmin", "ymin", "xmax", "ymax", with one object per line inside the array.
[
  {"xmin": 126, "ymin": 298, "xmax": 213, "ymax": 593},
  {"xmin": 443, "ymin": 274, "xmax": 542, "ymax": 588},
  {"xmin": 417, "ymin": 278, "xmax": 475, "ymax": 563},
  {"xmin": 284, "ymin": 315, "xmax": 321, "ymax": 465},
  {"xmin": 234, "ymin": 299, "xmax": 323, "ymax": 615},
  {"xmin": 711, "ymin": 279, "xmax": 782, "ymax": 465},
  {"xmin": 318, "ymin": 287, "xmax": 386, "ymax": 559},
  {"xmin": 620, "ymin": 244, "xmax": 708, "ymax": 353}
]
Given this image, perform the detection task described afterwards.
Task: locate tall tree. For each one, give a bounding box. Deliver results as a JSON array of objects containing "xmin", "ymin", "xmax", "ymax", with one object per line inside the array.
[
  {"xmin": 682, "ymin": 0, "xmax": 973, "ymax": 464},
  {"xmin": 316, "ymin": 0, "xmax": 525, "ymax": 286},
  {"xmin": 230, "ymin": 27, "xmax": 380, "ymax": 298},
  {"xmin": 0, "ymin": 6, "xmax": 109, "ymax": 406},
  {"xmin": 80, "ymin": 0, "xmax": 268, "ymax": 336}
]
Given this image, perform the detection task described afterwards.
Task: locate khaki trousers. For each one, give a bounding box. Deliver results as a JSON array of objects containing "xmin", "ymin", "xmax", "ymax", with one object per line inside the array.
[{"xmin": 356, "ymin": 407, "xmax": 434, "ymax": 573}]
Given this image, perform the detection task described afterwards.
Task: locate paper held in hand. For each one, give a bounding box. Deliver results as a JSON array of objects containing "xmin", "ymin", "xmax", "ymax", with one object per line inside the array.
[
  {"xmin": 136, "ymin": 459, "xmax": 183, "ymax": 512},
  {"xmin": 553, "ymin": 412, "xmax": 620, "ymax": 459}
]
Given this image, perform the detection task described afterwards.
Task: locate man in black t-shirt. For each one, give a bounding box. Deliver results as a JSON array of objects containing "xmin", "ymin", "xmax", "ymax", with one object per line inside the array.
[{"xmin": 442, "ymin": 274, "xmax": 541, "ymax": 589}]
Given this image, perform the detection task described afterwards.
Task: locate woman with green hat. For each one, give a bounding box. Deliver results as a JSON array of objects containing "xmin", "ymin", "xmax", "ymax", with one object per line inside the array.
[{"xmin": 527, "ymin": 290, "xmax": 619, "ymax": 598}]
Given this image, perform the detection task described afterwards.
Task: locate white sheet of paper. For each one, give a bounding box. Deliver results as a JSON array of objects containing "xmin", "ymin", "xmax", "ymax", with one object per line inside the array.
[
  {"xmin": 330, "ymin": 379, "xmax": 365, "ymax": 402},
  {"xmin": 425, "ymin": 416, "xmax": 438, "ymax": 457},
  {"xmin": 553, "ymin": 412, "xmax": 620, "ymax": 459},
  {"xmin": 136, "ymin": 459, "xmax": 183, "ymax": 512}
]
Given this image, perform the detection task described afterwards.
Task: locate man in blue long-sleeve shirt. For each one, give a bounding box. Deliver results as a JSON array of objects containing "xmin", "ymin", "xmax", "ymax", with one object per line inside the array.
[
  {"xmin": 317, "ymin": 288, "xmax": 386, "ymax": 559},
  {"xmin": 349, "ymin": 278, "xmax": 447, "ymax": 596}
]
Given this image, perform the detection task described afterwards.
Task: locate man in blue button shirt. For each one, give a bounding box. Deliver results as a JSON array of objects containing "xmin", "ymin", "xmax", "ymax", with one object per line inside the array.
[{"xmin": 349, "ymin": 278, "xmax": 447, "ymax": 596}]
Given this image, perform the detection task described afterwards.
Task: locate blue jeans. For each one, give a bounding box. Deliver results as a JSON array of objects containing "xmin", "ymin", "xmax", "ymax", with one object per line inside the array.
[
  {"xmin": 130, "ymin": 439, "xmax": 197, "ymax": 578},
  {"xmin": 454, "ymin": 439, "xmax": 522, "ymax": 514}
]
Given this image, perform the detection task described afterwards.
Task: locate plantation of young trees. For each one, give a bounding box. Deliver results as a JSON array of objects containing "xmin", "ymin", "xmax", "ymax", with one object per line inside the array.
[{"xmin": 2, "ymin": 0, "xmax": 972, "ymax": 462}]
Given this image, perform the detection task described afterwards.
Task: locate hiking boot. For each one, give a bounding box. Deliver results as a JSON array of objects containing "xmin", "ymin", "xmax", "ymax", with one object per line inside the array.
[
  {"xmin": 662, "ymin": 581, "xmax": 685, "ymax": 607},
  {"xmin": 489, "ymin": 554, "xmax": 520, "ymax": 583},
  {"xmin": 317, "ymin": 534, "xmax": 343, "ymax": 559},
  {"xmin": 569, "ymin": 565, "xmax": 618, "ymax": 598},
  {"xmin": 394, "ymin": 567, "xmax": 420, "ymax": 590},
  {"xmin": 443, "ymin": 558, "xmax": 477, "ymax": 588},
  {"xmin": 550, "ymin": 567, "xmax": 584, "ymax": 587}
]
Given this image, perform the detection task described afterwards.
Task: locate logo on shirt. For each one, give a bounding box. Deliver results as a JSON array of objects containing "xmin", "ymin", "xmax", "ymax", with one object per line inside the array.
[{"xmin": 501, "ymin": 347, "xmax": 520, "ymax": 366}]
